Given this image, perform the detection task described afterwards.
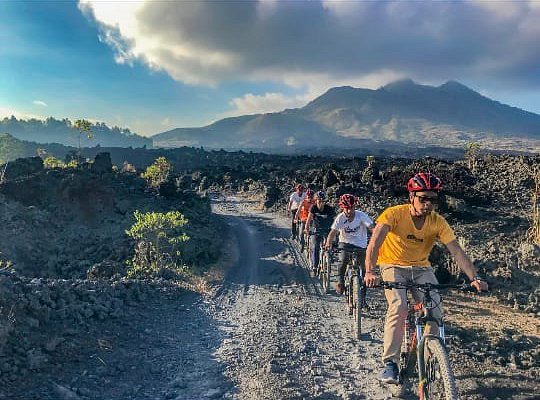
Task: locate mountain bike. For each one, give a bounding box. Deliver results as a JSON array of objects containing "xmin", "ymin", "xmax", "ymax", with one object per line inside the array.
[
  {"xmin": 337, "ymin": 246, "xmax": 367, "ymax": 340},
  {"xmin": 296, "ymin": 220, "xmax": 307, "ymax": 250},
  {"xmin": 303, "ymin": 229, "xmax": 313, "ymax": 268},
  {"xmin": 317, "ymin": 239, "xmax": 332, "ymax": 293},
  {"xmin": 380, "ymin": 281, "xmax": 473, "ymax": 400}
]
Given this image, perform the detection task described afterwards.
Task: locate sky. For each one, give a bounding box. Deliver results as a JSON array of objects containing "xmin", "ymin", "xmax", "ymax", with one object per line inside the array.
[{"xmin": 1, "ymin": 0, "xmax": 539, "ymax": 137}]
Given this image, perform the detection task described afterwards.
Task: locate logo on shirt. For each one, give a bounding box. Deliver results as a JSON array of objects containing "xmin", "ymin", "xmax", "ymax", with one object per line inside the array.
[
  {"xmin": 345, "ymin": 225, "xmax": 361, "ymax": 233},
  {"xmin": 407, "ymin": 234, "xmax": 424, "ymax": 243}
]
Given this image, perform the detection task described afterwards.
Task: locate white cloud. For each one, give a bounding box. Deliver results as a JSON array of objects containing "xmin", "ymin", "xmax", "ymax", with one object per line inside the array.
[
  {"xmin": 80, "ymin": 0, "xmax": 540, "ymax": 91},
  {"xmin": 33, "ymin": 100, "xmax": 47, "ymax": 107},
  {"xmin": 221, "ymin": 69, "xmax": 406, "ymax": 119},
  {"xmin": 224, "ymin": 92, "xmax": 306, "ymax": 118},
  {"xmin": 0, "ymin": 106, "xmax": 45, "ymax": 120}
]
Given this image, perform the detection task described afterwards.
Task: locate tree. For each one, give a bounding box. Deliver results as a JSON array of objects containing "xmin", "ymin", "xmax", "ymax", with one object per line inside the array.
[
  {"xmin": 464, "ymin": 142, "xmax": 481, "ymax": 172},
  {"xmin": 73, "ymin": 119, "xmax": 93, "ymax": 161},
  {"xmin": 125, "ymin": 210, "xmax": 190, "ymax": 277},
  {"xmin": 527, "ymin": 166, "xmax": 540, "ymax": 245}
]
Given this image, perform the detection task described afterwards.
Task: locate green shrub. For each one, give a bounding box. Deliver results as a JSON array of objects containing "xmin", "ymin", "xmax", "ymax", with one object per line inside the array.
[
  {"xmin": 125, "ymin": 210, "xmax": 189, "ymax": 278},
  {"xmin": 141, "ymin": 157, "xmax": 172, "ymax": 189},
  {"xmin": 43, "ymin": 155, "xmax": 65, "ymax": 169}
]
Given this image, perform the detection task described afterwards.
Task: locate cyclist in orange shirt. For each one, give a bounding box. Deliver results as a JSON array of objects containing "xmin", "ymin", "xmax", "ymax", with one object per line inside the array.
[
  {"xmin": 364, "ymin": 172, "xmax": 488, "ymax": 384},
  {"xmin": 295, "ymin": 189, "xmax": 315, "ymax": 252}
]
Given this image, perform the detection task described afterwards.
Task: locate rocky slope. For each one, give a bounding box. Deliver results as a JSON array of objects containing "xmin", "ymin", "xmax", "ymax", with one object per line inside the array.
[{"xmin": 0, "ymin": 153, "xmax": 226, "ymax": 389}]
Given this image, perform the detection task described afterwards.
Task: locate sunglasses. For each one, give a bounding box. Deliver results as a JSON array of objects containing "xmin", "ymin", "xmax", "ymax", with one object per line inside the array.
[{"xmin": 416, "ymin": 195, "xmax": 439, "ymax": 204}]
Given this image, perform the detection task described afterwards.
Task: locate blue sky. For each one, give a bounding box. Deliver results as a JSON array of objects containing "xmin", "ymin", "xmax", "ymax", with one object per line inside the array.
[{"xmin": 1, "ymin": 0, "xmax": 539, "ymax": 137}]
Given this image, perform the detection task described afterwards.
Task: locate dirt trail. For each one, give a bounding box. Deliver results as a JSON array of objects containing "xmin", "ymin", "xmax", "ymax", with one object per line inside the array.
[
  {"xmin": 10, "ymin": 196, "xmax": 538, "ymax": 400},
  {"xmin": 209, "ymin": 196, "xmax": 389, "ymax": 400}
]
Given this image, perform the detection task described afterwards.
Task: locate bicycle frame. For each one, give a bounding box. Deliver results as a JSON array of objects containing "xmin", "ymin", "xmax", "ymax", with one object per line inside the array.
[{"xmin": 383, "ymin": 281, "xmax": 467, "ymax": 399}]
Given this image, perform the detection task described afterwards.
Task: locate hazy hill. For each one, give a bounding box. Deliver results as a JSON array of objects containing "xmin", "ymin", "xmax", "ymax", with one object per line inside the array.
[
  {"xmin": 0, "ymin": 116, "xmax": 152, "ymax": 148},
  {"xmin": 153, "ymin": 80, "xmax": 540, "ymax": 153}
]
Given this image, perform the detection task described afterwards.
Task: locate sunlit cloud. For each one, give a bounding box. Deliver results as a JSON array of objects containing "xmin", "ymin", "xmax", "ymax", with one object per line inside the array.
[
  {"xmin": 80, "ymin": 0, "xmax": 540, "ymax": 92},
  {"xmin": 220, "ymin": 70, "xmax": 406, "ymax": 119},
  {"xmin": 33, "ymin": 100, "xmax": 48, "ymax": 107},
  {"xmin": 223, "ymin": 92, "xmax": 306, "ymax": 118}
]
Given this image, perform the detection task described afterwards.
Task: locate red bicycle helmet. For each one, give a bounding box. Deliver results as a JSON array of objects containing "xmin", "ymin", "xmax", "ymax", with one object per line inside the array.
[
  {"xmin": 305, "ymin": 188, "xmax": 315, "ymax": 199},
  {"xmin": 407, "ymin": 172, "xmax": 442, "ymax": 192},
  {"xmin": 338, "ymin": 193, "xmax": 356, "ymax": 209}
]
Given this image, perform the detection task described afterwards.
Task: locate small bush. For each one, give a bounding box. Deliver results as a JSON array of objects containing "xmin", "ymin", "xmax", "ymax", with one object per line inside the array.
[
  {"xmin": 141, "ymin": 157, "xmax": 172, "ymax": 189},
  {"xmin": 43, "ymin": 155, "xmax": 65, "ymax": 169},
  {"xmin": 125, "ymin": 210, "xmax": 189, "ymax": 278}
]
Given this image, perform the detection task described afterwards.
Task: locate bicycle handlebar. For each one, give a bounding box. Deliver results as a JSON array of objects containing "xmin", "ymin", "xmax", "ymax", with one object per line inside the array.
[
  {"xmin": 378, "ymin": 281, "xmax": 478, "ymax": 292},
  {"xmin": 330, "ymin": 246, "xmax": 365, "ymax": 254}
]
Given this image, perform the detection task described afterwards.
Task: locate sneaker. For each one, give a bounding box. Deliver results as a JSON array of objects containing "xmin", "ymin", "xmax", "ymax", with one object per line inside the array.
[
  {"xmin": 336, "ymin": 281, "xmax": 345, "ymax": 295},
  {"xmin": 379, "ymin": 361, "xmax": 399, "ymax": 384}
]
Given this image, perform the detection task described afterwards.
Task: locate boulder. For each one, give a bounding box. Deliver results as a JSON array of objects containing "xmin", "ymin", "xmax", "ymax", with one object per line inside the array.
[
  {"xmin": 1, "ymin": 157, "xmax": 43, "ymax": 181},
  {"xmin": 87, "ymin": 261, "xmax": 126, "ymax": 279},
  {"xmin": 91, "ymin": 152, "xmax": 112, "ymax": 174}
]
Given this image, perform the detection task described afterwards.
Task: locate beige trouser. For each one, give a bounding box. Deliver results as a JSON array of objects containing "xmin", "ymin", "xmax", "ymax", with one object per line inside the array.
[{"xmin": 381, "ymin": 265, "xmax": 443, "ymax": 364}]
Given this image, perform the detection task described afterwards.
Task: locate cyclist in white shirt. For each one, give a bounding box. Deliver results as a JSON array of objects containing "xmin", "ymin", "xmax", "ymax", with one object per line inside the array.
[
  {"xmin": 325, "ymin": 194, "xmax": 374, "ymax": 294},
  {"xmin": 287, "ymin": 184, "xmax": 305, "ymax": 240}
]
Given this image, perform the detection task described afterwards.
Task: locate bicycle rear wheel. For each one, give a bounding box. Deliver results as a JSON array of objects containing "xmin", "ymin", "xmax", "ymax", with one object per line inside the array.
[{"xmin": 421, "ymin": 336, "xmax": 458, "ymax": 400}]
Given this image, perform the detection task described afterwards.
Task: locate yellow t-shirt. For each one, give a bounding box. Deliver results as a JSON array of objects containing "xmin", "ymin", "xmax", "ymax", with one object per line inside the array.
[{"xmin": 376, "ymin": 204, "xmax": 456, "ymax": 267}]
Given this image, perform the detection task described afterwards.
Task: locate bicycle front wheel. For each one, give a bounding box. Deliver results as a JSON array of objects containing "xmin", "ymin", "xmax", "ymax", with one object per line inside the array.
[
  {"xmin": 421, "ymin": 336, "xmax": 458, "ymax": 400},
  {"xmin": 352, "ymin": 275, "xmax": 362, "ymax": 339},
  {"xmin": 321, "ymin": 252, "xmax": 331, "ymax": 293}
]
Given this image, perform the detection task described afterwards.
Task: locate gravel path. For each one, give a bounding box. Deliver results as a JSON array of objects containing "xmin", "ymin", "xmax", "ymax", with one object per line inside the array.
[{"xmin": 208, "ymin": 196, "xmax": 390, "ymax": 400}]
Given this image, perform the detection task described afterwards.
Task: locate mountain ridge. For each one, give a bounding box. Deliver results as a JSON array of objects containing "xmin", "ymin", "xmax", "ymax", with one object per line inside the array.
[
  {"xmin": 153, "ymin": 80, "xmax": 540, "ymax": 153},
  {"xmin": 0, "ymin": 116, "xmax": 152, "ymax": 148}
]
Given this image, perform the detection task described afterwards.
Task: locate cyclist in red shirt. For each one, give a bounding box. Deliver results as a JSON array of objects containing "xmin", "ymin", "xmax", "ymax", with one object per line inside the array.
[{"xmin": 295, "ymin": 189, "xmax": 315, "ymax": 251}]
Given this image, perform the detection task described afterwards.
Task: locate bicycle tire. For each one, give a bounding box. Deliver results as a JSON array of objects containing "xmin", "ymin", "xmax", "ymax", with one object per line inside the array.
[
  {"xmin": 353, "ymin": 275, "xmax": 362, "ymax": 340},
  {"xmin": 321, "ymin": 252, "xmax": 331, "ymax": 293},
  {"xmin": 395, "ymin": 320, "xmax": 417, "ymax": 397},
  {"xmin": 346, "ymin": 273, "xmax": 354, "ymax": 315},
  {"xmin": 306, "ymin": 235, "xmax": 312, "ymax": 269},
  {"xmin": 421, "ymin": 336, "xmax": 458, "ymax": 400}
]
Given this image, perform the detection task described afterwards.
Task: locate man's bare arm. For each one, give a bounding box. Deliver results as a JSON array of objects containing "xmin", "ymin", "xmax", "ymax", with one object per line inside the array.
[
  {"xmin": 446, "ymin": 239, "xmax": 488, "ymax": 291},
  {"xmin": 325, "ymin": 229, "xmax": 337, "ymax": 249},
  {"xmin": 364, "ymin": 223, "xmax": 390, "ymax": 287},
  {"xmin": 365, "ymin": 223, "xmax": 390, "ymax": 273}
]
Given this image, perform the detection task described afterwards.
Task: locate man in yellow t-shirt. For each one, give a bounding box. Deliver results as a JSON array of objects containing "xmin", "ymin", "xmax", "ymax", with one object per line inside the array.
[{"xmin": 364, "ymin": 172, "xmax": 488, "ymax": 384}]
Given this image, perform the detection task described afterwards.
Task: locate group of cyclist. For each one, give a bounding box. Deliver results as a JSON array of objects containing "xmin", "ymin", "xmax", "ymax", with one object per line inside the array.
[{"xmin": 287, "ymin": 172, "xmax": 488, "ymax": 384}]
